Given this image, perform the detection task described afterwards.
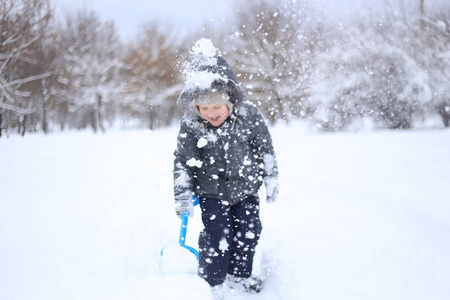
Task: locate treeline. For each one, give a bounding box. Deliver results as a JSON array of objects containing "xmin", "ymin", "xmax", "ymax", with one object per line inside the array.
[{"xmin": 1, "ymin": 0, "xmax": 449, "ymax": 137}]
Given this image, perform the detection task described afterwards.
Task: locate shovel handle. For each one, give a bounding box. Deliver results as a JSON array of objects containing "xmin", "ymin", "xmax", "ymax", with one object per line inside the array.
[{"xmin": 178, "ymin": 196, "xmax": 200, "ymax": 259}]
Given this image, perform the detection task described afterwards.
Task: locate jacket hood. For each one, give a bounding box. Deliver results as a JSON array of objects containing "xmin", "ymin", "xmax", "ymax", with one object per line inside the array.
[{"xmin": 177, "ymin": 40, "xmax": 245, "ymax": 114}]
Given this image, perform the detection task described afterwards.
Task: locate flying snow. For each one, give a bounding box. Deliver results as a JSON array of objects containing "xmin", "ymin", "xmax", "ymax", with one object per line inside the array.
[{"xmin": 183, "ymin": 38, "xmax": 224, "ymax": 91}]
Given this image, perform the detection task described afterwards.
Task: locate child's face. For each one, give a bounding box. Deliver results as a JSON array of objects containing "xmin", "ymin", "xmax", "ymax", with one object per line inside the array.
[{"xmin": 198, "ymin": 103, "xmax": 229, "ymax": 127}]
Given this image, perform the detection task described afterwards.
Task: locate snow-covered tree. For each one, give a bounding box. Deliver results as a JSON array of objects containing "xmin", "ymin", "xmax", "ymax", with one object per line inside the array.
[
  {"xmin": 311, "ymin": 15, "xmax": 432, "ymax": 131},
  {"xmin": 58, "ymin": 9, "xmax": 124, "ymax": 132},
  {"xmin": 0, "ymin": 0, "xmax": 52, "ymax": 137},
  {"xmin": 418, "ymin": 8, "xmax": 450, "ymax": 127}
]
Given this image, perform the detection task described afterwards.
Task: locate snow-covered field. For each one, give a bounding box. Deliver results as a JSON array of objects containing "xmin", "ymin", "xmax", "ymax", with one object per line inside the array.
[{"xmin": 1, "ymin": 123, "xmax": 450, "ymax": 300}]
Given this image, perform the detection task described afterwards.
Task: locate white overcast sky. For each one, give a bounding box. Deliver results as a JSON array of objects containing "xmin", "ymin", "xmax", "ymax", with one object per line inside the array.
[
  {"xmin": 53, "ymin": 0, "xmax": 446, "ymax": 40},
  {"xmin": 53, "ymin": 0, "xmax": 236, "ymax": 39}
]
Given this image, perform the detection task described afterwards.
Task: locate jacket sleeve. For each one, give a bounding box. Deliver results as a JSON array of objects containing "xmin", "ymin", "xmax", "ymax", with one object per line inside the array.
[
  {"xmin": 250, "ymin": 106, "xmax": 279, "ymax": 179},
  {"xmin": 173, "ymin": 119, "xmax": 199, "ymax": 202}
]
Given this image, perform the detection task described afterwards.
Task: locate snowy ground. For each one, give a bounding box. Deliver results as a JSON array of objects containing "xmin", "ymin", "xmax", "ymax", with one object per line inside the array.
[{"xmin": 1, "ymin": 123, "xmax": 450, "ymax": 300}]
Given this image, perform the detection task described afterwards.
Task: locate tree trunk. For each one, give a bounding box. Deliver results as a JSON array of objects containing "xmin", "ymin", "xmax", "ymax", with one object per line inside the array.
[
  {"xmin": 440, "ymin": 104, "xmax": 450, "ymax": 128},
  {"xmin": 420, "ymin": 0, "xmax": 425, "ymax": 30},
  {"xmin": 91, "ymin": 110, "xmax": 98, "ymax": 133},
  {"xmin": 21, "ymin": 114, "xmax": 27, "ymax": 137},
  {"xmin": 0, "ymin": 109, "xmax": 3, "ymax": 138},
  {"xmin": 441, "ymin": 104, "xmax": 450, "ymax": 128},
  {"xmin": 42, "ymin": 101, "xmax": 49, "ymax": 134},
  {"xmin": 97, "ymin": 94, "xmax": 105, "ymax": 133},
  {"xmin": 149, "ymin": 105, "xmax": 159, "ymax": 130}
]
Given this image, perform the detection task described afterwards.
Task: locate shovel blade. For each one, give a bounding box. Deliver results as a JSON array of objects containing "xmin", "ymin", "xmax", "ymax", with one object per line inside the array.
[{"xmin": 160, "ymin": 244, "xmax": 198, "ymax": 275}]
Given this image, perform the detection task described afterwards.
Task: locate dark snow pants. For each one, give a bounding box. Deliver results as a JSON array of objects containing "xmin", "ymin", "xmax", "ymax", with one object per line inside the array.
[{"xmin": 198, "ymin": 196, "xmax": 262, "ymax": 287}]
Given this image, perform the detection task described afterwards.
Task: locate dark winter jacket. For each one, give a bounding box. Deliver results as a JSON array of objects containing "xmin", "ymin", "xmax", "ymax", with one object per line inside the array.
[
  {"xmin": 174, "ymin": 55, "xmax": 278, "ymax": 206},
  {"xmin": 174, "ymin": 102, "xmax": 278, "ymax": 205}
]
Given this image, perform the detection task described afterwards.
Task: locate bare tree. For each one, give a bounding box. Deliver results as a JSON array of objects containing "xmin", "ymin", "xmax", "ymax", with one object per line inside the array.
[{"xmin": 122, "ymin": 21, "xmax": 182, "ymax": 129}]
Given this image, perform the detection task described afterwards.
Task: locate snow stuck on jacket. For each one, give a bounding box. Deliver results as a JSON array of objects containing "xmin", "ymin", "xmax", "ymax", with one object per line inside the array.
[
  {"xmin": 197, "ymin": 137, "xmax": 208, "ymax": 148},
  {"xmin": 173, "ymin": 162, "xmax": 191, "ymax": 189},
  {"xmin": 263, "ymin": 153, "xmax": 276, "ymax": 176},
  {"xmin": 186, "ymin": 157, "xmax": 203, "ymax": 168},
  {"xmin": 183, "ymin": 39, "xmax": 224, "ymax": 90}
]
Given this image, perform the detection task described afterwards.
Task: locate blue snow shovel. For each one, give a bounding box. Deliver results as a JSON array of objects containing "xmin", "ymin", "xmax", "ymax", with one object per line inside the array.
[{"xmin": 161, "ymin": 195, "xmax": 200, "ymax": 260}]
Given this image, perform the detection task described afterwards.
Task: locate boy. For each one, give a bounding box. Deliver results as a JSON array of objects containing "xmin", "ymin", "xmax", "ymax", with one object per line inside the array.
[{"xmin": 173, "ymin": 39, "xmax": 279, "ymax": 300}]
